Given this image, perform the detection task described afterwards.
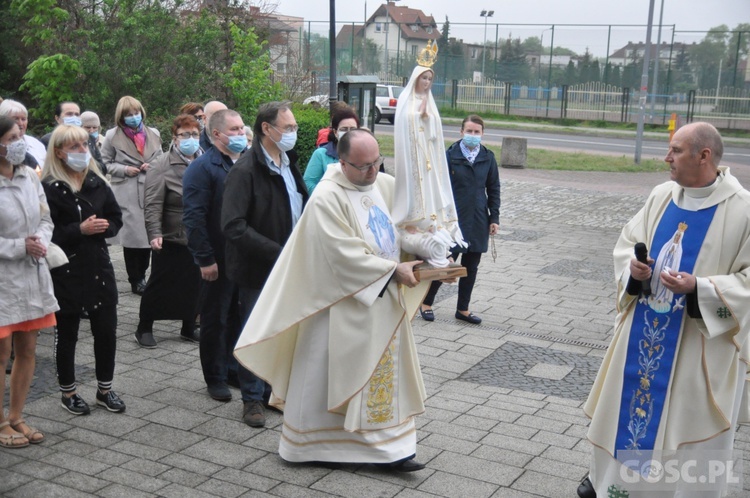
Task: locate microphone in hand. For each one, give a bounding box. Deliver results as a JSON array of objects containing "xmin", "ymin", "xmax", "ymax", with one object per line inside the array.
[{"xmin": 634, "ymin": 242, "xmax": 651, "ymax": 297}]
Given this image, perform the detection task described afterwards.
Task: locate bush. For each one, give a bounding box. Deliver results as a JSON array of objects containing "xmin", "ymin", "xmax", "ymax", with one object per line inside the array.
[{"xmin": 292, "ymin": 103, "xmax": 330, "ymax": 173}]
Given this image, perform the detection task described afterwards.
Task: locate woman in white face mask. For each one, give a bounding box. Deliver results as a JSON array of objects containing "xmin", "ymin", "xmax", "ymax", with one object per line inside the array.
[
  {"xmin": 0, "ymin": 116, "xmax": 59, "ymax": 448},
  {"xmin": 302, "ymin": 105, "xmax": 360, "ymax": 194},
  {"xmin": 41, "ymin": 125, "xmax": 126, "ymax": 417}
]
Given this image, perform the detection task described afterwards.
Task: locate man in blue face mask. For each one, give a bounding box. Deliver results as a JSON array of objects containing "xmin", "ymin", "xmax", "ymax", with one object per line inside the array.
[
  {"xmin": 221, "ymin": 101, "xmax": 308, "ymax": 428},
  {"xmin": 183, "ymin": 109, "xmax": 248, "ymax": 405},
  {"xmin": 40, "ymin": 101, "xmax": 81, "ymax": 148},
  {"xmin": 419, "ymin": 114, "xmax": 501, "ymax": 325}
]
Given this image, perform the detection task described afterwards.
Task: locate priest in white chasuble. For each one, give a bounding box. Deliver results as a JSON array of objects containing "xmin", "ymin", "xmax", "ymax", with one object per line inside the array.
[
  {"xmin": 578, "ymin": 122, "xmax": 750, "ymax": 498},
  {"xmin": 234, "ymin": 129, "xmax": 430, "ymax": 472}
]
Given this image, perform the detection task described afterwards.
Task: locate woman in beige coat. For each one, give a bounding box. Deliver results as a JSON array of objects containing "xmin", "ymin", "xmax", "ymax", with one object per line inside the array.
[
  {"xmin": 101, "ymin": 96, "xmax": 163, "ymax": 294},
  {"xmin": 0, "ymin": 116, "xmax": 59, "ymax": 447}
]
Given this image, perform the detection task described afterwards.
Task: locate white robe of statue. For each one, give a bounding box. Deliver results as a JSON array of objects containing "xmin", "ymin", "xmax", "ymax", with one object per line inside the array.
[{"xmin": 392, "ymin": 64, "xmax": 466, "ymax": 267}]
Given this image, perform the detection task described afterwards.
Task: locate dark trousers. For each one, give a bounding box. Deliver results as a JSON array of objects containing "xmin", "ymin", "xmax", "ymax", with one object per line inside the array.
[
  {"xmin": 199, "ymin": 272, "xmax": 241, "ymax": 387},
  {"xmin": 422, "ymin": 251, "xmax": 482, "ymax": 312},
  {"xmin": 123, "ymin": 247, "xmax": 151, "ymax": 284},
  {"xmin": 54, "ymin": 306, "xmax": 117, "ymax": 392},
  {"xmin": 236, "ymin": 287, "xmax": 271, "ymax": 403}
]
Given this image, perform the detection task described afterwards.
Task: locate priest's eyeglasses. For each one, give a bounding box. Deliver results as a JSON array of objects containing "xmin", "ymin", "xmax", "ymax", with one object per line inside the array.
[{"xmin": 342, "ymin": 155, "xmax": 384, "ymax": 172}]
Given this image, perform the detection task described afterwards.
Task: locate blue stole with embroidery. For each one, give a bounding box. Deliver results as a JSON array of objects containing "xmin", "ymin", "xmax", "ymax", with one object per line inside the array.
[{"xmin": 614, "ymin": 200, "xmax": 717, "ymax": 454}]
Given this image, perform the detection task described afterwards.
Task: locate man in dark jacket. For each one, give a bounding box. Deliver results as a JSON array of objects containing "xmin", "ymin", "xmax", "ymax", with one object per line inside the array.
[
  {"xmin": 183, "ymin": 109, "xmax": 247, "ymax": 403},
  {"xmin": 198, "ymin": 101, "xmax": 227, "ymax": 152},
  {"xmin": 419, "ymin": 114, "xmax": 500, "ymax": 325},
  {"xmin": 222, "ymin": 101, "xmax": 308, "ymax": 427}
]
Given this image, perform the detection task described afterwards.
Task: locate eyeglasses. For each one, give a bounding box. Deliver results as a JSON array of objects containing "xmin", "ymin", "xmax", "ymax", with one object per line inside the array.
[
  {"xmin": 271, "ymin": 124, "xmax": 299, "ymax": 134},
  {"xmin": 337, "ymin": 126, "xmax": 357, "ymax": 132},
  {"xmin": 342, "ymin": 155, "xmax": 384, "ymax": 172},
  {"xmin": 175, "ymin": 132, "xmax": 201, "ymax": 139}
]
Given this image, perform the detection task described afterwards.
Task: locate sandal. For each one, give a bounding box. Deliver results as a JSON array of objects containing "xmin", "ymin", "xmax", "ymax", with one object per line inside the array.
[
  {"xmin": 10, "ymin": 418, "xmax": 44, "ymax": 444},
  {"xmin": 0, "ymin": 421, "xmax": 29, "ymax": 449}
]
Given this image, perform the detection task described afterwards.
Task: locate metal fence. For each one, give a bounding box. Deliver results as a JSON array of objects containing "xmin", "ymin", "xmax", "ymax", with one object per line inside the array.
[
  {"xmin": 442, "ymin": 79, "xmax": 750, "ymax": 129},
  {"xmin": 279, "ymin": 21, "xmax": 749, "ymax": 129}
]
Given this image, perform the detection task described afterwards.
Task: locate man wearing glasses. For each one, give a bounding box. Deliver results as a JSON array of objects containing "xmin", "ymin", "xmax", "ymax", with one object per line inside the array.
[
  {"xmin": 235, "ymin": 129, "xmax": 429, "ymax": 471},
  {"xmin": 222, "ymin": 101, "xmax": 308, "ymax": 427}
]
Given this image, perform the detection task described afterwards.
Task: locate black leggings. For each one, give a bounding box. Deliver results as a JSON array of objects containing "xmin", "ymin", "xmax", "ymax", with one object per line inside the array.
[
  {"xmin": 54, "ymin": 306, "xmax": 117, "ymax": 393},
  {"xmin": 422, "ymin": 251, "xmax": 482, "ymax": 311}
]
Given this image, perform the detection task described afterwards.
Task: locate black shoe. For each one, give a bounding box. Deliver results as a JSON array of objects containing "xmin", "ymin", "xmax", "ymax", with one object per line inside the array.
[
  {"xmin": 96, "ymin": 390, "xmax": 126, "ymax": 413},
  {"xmin": 455, "ymin": 310, "xmax": 482, "ymax": 324},
  {"xmin": 419, "ymin": 307, "xmax": 435, "ymax": 321},
  {"xmin": 207, "ymin": 383, "xmax": 232, "ymax": 401},
  {"xmin": 242, "ymin": 400, "xmax": 266, "ymax": 428},
  {"xmin": 131, "ymin": 279, "xmax": 146, "ymax": 295},
  {"xmin": 61, "ymin": 393, "xmax": 91, "ymax": 415},
  {"xmin": 577, "ymin": 476, "xmax": 596, "ymax": 498},
  {"xmin": 135, "ymin": 331, "xmax": 157, "ymax": 348},
  {"xmin": 180, "ymin": 327, "xmax": 200, "ymax": 343},
  {"xmin": 376, "ymin": 457, "xmax": 426, "ymax": 472}
]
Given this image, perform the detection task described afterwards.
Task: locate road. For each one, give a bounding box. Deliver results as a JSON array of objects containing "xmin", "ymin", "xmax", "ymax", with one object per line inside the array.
[{"xmin": 374, "ymin": 122, "xmax": 750, "ymax": 168}]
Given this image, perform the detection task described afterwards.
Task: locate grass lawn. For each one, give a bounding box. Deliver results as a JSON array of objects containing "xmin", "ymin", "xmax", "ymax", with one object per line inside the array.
[{"xmin": 374, "ymin": 135, "xmax": 668, "ymax": 173}]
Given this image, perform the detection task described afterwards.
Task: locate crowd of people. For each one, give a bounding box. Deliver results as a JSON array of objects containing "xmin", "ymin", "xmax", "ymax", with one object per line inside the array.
[{"xmin": 2, "ymin": 70, "xmax": 745, "ymax": 494}]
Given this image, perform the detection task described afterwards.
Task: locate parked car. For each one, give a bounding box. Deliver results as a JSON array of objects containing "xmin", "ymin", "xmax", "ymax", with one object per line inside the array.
[{"xmin": 375, "ymin": 84, "xmax": 404, "ymax": 124}]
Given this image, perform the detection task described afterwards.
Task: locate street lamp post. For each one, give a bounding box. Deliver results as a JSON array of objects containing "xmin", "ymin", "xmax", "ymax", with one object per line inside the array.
[{"xmin": 480, "ymin": 10, "xmax": 494, "ymax": 81}]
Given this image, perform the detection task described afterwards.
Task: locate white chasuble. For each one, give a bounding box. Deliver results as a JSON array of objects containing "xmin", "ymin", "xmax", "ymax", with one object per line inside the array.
[
  {"xmin": 235, "ymin": 166, "xmax": 427, "ymax": 464},
  {"xmin": 584, "ymin": 168, "xmax": 750, "ymax": 497}
]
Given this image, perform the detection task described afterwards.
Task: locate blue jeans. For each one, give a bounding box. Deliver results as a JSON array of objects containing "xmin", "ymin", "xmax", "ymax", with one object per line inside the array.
[{"xmin": 235, "ymin": 286, "xmax": 271, "ymax": 403}]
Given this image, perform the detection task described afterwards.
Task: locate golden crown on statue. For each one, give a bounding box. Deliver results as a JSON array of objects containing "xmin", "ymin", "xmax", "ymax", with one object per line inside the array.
[
  {"xmin": 678, "ymin": 222, "xmax": 688, "ymax": 232},
  {"xmin": 416, "ymin": 40, "xmax": 438, "ymax": 67}
]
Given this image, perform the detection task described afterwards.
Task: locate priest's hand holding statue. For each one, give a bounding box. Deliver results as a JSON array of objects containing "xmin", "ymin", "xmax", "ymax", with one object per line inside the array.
[{"xmin": 392, "ymin": 41, "xmax": 467, "ymax": 280}]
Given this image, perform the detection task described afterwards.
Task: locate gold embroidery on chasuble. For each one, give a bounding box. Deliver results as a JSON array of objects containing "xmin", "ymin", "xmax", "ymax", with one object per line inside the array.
[{"xmin": 367, "ymin": 342, "xmax": 396, "ymax": 424}]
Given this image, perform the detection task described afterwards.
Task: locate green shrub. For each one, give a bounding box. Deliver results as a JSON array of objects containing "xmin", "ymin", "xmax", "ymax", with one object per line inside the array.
[{"xmin": 292, "ymin": 103, "xmax": 330, "ymax": 173}]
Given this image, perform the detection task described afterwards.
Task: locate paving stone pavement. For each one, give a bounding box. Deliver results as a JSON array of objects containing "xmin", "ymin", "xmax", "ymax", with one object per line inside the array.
[{"xmin": 3, "ymin": 168, "xmax": 750, "ymax": 497}]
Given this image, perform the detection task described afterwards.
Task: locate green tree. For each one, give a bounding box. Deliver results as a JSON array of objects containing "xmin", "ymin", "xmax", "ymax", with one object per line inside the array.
[
  {"xmin": 20, "ymin": 54, "xmax": 81, "ymax": 120},
  {"xmin": 563, "ymin": 60, "xmax": 577, "ymax": 85},
  {"xmin": 8, "ymin": 0, "xmax": 277, "ymax": 128},
  {"xmin": 727, "ymin": 24, "xmax": 750, "ymax": 86},
  {"xmin": 497, "ymin": 37, "xmax": 530, "ymax": 83},
  {"xmin": 671, "ymin": 45, "xmax": 693, "ymax": 91},
  {"xmin": 521, "ymin": 36, "xmax": 543, "ymax": 55},
  {"xmin": 437, "ymin": 16, "xmax": 466, "ymax": 81},
  {"xmin": 691, "ymin": 25, "xmax": 729, "ymax": 89},
  {"xmin": 226, "ymin": 23, "xmax": 283, "ymax": 121}
]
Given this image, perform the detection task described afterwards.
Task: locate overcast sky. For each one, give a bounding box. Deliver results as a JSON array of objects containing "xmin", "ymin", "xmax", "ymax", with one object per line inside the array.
[{"xmin": 274, "ymin": 0, "xmax": 750, "ymax": 57}]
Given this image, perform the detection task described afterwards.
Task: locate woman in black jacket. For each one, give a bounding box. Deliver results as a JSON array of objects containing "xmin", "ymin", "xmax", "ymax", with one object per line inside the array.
[{"xmin": 42, "ymin": 125, "xmax": 126, "ymax": 416}]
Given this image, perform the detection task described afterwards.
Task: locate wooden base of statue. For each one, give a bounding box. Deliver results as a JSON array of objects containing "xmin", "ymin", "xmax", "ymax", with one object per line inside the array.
[{"xmin": 413, "ymin": 262, "xmax": 467, "ymax": 282}]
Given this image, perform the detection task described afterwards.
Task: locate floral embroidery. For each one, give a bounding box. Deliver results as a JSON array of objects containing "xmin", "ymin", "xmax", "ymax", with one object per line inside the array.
[{"xmin": 626, "ymin": 312, "xmax": 670, "ymax": 450}]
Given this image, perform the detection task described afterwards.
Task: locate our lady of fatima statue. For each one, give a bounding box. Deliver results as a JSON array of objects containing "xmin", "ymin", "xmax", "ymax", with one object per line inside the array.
[{"xmin": 392, "ymin": 41, "xmax": 467, "ymax": 268}]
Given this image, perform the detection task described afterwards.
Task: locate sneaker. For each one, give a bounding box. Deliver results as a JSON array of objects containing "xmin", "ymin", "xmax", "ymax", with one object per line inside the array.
[
  {"xmin": 61, "ymin": 393, "xmax": 91, "ymax": 415},
  {"xmin": 96, "ymin": 390, "xmax": 126, "ymax": 413},
  {"xmin": 242, "ymin": 400, "xmax": 266, "ymax": 427}
]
